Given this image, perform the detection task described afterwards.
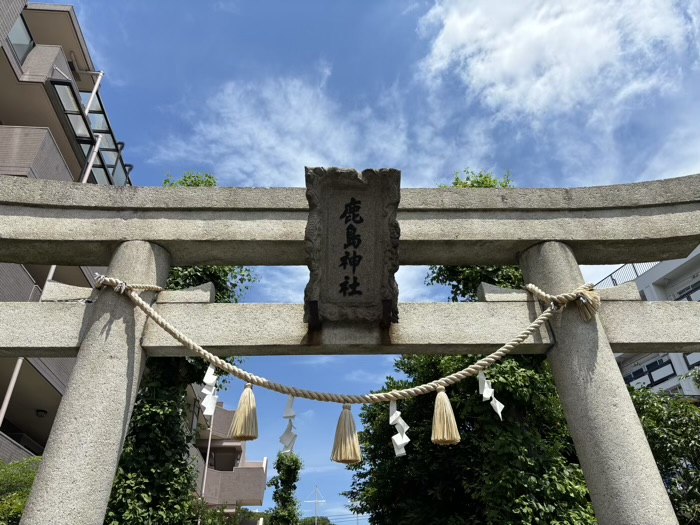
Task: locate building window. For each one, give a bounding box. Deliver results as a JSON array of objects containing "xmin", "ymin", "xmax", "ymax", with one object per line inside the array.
[
  {"xmin": 55, "ymin": 84, "xmax": 80, "ymax": 112},
  {"xmin": 7, "ymin": 15, "xmax": 35, "ymax": 65},
  {"xmin": 685, "ymin": 353, "xmax": 700, "ymax": 370},
  {"xmin": 79, "ymin": 91, "xmax": 131, "ymax": 186},
  {"xmin": 623, "ymin": 358, "xmax": 676, "ymax": 387}
]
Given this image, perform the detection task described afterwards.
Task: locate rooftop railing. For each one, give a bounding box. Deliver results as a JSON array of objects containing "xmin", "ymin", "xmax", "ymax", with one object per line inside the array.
[{"xmin": 596, "ymin": 261, "xmax": 659, "ymax": 289}]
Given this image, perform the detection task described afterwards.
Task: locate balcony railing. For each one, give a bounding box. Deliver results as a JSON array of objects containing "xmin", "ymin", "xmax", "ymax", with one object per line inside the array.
[{"xmin": 596, "ymin": 261, "xmax": 659, "ymax": 289}]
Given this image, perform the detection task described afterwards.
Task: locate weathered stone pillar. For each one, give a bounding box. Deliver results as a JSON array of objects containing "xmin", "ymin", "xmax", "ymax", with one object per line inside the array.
[
  {"xmin": 519, "ymin": 241, "xmax": 678, "ymax": 525},
  {"xmin": 21, "ymin": 241, "xmax": 170, "ymax": 525}
]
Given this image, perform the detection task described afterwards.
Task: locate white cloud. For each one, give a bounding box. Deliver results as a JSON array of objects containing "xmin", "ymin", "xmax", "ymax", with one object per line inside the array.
[
  {"xmin": 153, "ymin": 75, "xmax": 410, "ymax": 187},
  {"xmin": 414, "ymin": 0, "xmax": 700, "ymax": 188},
  {"xmin": 214, "ymin": 0, "xmax": 239, "ymax": 14},
  {"xmin": 294, "ymin": 356, "xmax": 341, "ymax": 366},
  {"xmin": 637, "ymin": 111, "xmax": 700, "ymax": 181},
  {"xmin": 418, "ymin": 0, "xmax": 698, "ymax": 120},
  {"xmin": 150, "ymin": 67, "xmax": 479, "ymax": 188},
  {"xmin": 300, "ymin": 463, "xmax": 344, "ymax": 475},
  {"xmin": 396, "ymin": 265, "xmax": 450, "ymax": 302},
  {"xmin": 344, "ymin": 368, "xmax": 393, "ymax": 385},
  {"xmin": 248, "ymin": 267, "xmax": 308, "ymax": 304},
  {"xmin": 298, "ymin": 408, "xmax": 316, "ymax": 420}
]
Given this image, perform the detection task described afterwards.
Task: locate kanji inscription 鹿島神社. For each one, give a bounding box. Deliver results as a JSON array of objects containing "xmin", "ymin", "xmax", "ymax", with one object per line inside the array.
[
  {"xmin": 304, "ymin": 167, "xmax": 400, "ymax": 326},
  {"xmin": 339, "ymin": 197, "xmax": 364, "ymax": 296}
]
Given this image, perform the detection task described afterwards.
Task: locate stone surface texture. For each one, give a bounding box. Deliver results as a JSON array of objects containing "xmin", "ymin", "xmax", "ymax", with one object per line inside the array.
[
  {"xmin": 2, "ymin": 173, "xmax": 699, "ymax": 266},
  {"xmin": 519, "ymin": 241, "xmax": 679, "ymax": 525},
  {"xmin": 156, "ymin": 282, "xmax": 215, "ymax": 303},
  {"xmin": 304, "ymin": 167, "xmax": 400, "ymax": 323},
  {"xmin": 20, "ymin": 241, "xmax": 171, "ymax": 525},
  {"xmin": 597, "ymin": 281, "xmax": 642, "ymax": 300},
  {"xmin": 39, "ymin": 280, "xmax": 95, "ymax": 302},
  {"xmin": 477, "ymin": 282, "xmax": 535, "ymax": 302},
  {"xmin": 3, "ymin": 300, "xmax": 699, "ymax": 357}
]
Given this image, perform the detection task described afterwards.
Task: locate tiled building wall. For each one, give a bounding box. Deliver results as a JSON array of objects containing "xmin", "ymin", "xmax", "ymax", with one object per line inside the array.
[
  {"xmin": 0, "ymin": 262, "xmax": 40, "ymax": 301},
  {"xmin": 29, "ymin": 358, "xmax": 75, "ymax": 395},
  {"xmin": 0, "ymin": 0, "xmax": 25, "ymax": 45},
  {"xmin": 20, "ymin": 43, "xmax": 68, "ymax": 82},
  {"xmin": 213, "ymin": 406, "xmax": 235, "ymax": 438},
  {"xmin": 0, "ymin": 126, "xmax": 72, "ymax": 180},
  {"xmin": 1, "ymin": 0, "xmax": 26, "ymax": 79},
  {"xmin": 32, "ymin": 128, "xmax": 75, "ymax": 181},
  {"xmin": 0, "ymin": 430, "xmax": 33, "ymax": 463}
]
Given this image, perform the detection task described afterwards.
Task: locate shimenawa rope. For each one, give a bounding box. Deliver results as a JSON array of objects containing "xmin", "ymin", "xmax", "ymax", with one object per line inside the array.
[{"xmin": 94, "ymin": 274, "xmax": 598, "ymax": 405}]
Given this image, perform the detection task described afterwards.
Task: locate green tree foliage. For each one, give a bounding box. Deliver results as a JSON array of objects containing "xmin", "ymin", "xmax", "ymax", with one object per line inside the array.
[
  {"xmin": 268, "ymin": 452, "xmax": 303, "ymax": 525},
  {"xmin": 105, "ymin": 172, "xmax": 254, "ymax": 524},
  {"xmin": 164, "ymin": 172, "xmax": 256, "ymax": 305},
  {"xmin": 629, "ymin": 386, "xmax": 700, "ymax": 523},
  {"xmin": 105, "ymin": 361, "xmax": 201, "ymax": 524},
  {"xmin": 426, "ymin": 170, "xmax": 523, "ymax": 301},
  {"xmin": 300, "ymin": 517, "xmax": 335, "ymax": 525},
  {"xmin": 190, "ymin": 499, "xmax": 257, "ymax": 524},
  {"xmin": 346, "ymin": 355, "xmax": 595, "ymax": 525},
  {"xmin": 346, "ymin": 169, "xmax": 596, "ymax": 524},
  {"xmin": 0, "ymin": 457, "xmax": 41, "ymax": 525},
  {"xmin": 348, "ymin": 169, "xmax": 700, "ymax": 524}
]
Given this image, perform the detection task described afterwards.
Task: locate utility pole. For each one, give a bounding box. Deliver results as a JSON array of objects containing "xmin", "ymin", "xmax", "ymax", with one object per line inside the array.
[{"xmin": 303, "ymin": 485, "xmax": 326, "ymax": 525}]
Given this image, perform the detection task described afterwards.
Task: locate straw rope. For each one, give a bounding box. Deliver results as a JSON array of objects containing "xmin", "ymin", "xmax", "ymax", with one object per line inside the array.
[
  {"xmin": 94, "ymin": 274, "xmax": 595, "ymax": 405},
  {"xmin": 524, "ymin": 282, "xmax": 596, "ymax": 307}
]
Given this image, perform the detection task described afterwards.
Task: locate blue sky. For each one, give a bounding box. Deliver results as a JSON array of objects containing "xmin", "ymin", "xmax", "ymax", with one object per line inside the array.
[{"xmin": 51, "ymin": 0, "xmax": 700, "ymax": 520}]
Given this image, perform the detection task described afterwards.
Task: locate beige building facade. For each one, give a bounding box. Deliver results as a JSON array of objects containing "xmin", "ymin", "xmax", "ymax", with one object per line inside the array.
[{"xmin": 0, "ymin": 1, "xmax": 266, "ymax": 510}]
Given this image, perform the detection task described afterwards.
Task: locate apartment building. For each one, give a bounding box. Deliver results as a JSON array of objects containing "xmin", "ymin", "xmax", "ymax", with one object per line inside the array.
[
  {"xmin": 0, "ymin": 1, "xmax": 267, "ymax": 510},
  {"xmin": 597, "ymin": 245, "xmax": 700, "ymax": 397},
  {"xmin": 190, "ymin": 386, "xmax": 268, "ymax": 508},
  {"xmin": 0, "ymin": 0, "xmax": 130, "ymax": 465}
]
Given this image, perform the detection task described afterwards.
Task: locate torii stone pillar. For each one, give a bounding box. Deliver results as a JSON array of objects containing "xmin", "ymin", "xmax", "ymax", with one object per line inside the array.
[
  {"xmin": 21, "ymin": 241, "xmax": 171, "ymax": 525},
  {"xmin": 520, "ymin": 241, "xmax": 678, "ymax": 525}
]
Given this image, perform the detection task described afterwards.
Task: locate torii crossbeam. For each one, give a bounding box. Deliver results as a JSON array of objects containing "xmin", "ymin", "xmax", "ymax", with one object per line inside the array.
[{"xmin": 1, "ymin": 173, "xmax": 699, "ymax": 525}]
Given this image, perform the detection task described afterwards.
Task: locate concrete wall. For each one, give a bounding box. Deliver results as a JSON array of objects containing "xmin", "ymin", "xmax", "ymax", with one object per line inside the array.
[
  {"xmin": 0, "ymin": 126, "xmax": 73, "ymax": 180},
  {"xmin": 212, "ymin": 406, "xmax": 235, "ymax": 439},
  {"xmin": 190, "ymin": 444, "xmax": 206, "ymax": 494},
  {"xmin": 203, "ymin": 459, "xmax": 268, "ymax": 507},
  {"xmin": 19, "ymin": 44, "xmax": 64, "ymax": 82},
  {"xmin": 0, "ymin": 430, "xmax": 33, "ymax": 463}
]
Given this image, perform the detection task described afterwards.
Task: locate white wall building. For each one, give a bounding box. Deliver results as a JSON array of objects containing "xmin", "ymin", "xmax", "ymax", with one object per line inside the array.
[{"xmin": 597, "ymin": 245, "xmax": 700, "ymax": 396}]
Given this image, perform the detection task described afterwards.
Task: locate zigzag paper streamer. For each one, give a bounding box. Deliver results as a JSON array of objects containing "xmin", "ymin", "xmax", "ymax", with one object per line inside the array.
[
  {"xmin": 478, "ymin": 371, "xmax": 504, "ymax": 421},
  {"xmin": 279, "ymin": 396, "xmax": 297, "ymax": 453},
  {"xmin": 389, "ymin": 400, "xmax": 410, "ymax": 456},
  {"xmin": 201, "ymin": 365, "xmax": 219, "ymax": 416}
]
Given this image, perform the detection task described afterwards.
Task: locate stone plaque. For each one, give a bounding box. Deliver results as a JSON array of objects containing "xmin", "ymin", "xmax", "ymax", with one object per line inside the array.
[{"xmin": 304, "ymin": 167, "xmax": 400, "ymax": 326}]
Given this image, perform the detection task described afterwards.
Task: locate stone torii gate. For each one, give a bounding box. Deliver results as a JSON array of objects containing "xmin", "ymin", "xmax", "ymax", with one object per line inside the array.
[{"xmin": 1, "ymin": 172, "xmax": 700, "ymax": 525}]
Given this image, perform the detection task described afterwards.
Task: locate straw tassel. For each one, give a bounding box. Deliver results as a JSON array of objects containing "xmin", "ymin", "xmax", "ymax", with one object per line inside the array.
[
  {"xmin": 331, "ymin": 404, "xmax": 361, "ymax": 464},
  {"xmin": 575, "ymin": 285, "xmax": 601, "ymax": 322},
  {"xmin": 229, "ymin": 383, "xmax": 258, "ymax": 441},
  {"xmin": 431, "ymin": 385, "xmax": 460, "ymax": 445}
]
